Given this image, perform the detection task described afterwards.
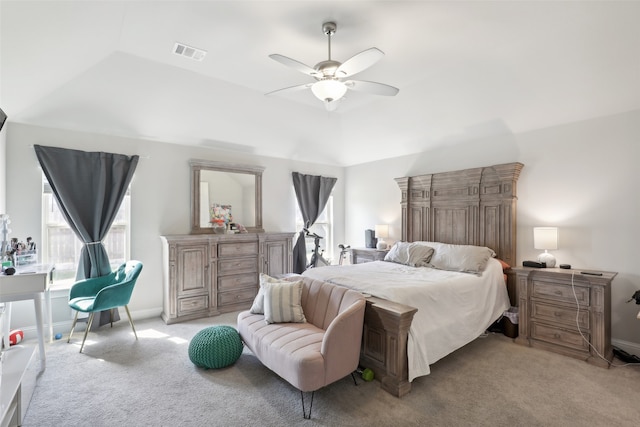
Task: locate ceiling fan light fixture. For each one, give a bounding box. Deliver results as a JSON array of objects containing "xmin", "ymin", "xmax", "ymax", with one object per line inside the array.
[{"xmin": 311, "ymin": 79, "xmax": 347, "ymax": 103}]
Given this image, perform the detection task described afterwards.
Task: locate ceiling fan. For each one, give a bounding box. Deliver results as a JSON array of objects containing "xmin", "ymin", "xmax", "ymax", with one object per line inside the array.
[{"xmin": 266, "ymin": 22, "xmax": 399, "ymax": 111}]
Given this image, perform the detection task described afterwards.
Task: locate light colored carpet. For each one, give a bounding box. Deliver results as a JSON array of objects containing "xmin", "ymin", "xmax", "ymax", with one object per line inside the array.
[{"xmin": 20, "ymin": 312, "xmax": 640, "ymax": 426}]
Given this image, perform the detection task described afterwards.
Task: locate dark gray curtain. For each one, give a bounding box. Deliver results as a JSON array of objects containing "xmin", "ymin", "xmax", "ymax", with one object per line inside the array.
[
  {"xmin": 34, "ymin": 145, "xmax": 139, "ymax": 280},
  {"xmin": 292, "ymin": 172, "xmax": 337, "ymax": 274}
]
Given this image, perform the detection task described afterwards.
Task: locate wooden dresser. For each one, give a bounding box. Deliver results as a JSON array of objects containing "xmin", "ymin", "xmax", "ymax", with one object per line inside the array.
[
  {"xmin": 160, "ymin": 232, "xmax": 293, "ymax": 324},
  {"xmin": 350, "ymin": 248, "xmax": 389, "ymax": 264},
  {"xmin": 509, "ymin": 267, "xmax": 617, "ymax": 367}
]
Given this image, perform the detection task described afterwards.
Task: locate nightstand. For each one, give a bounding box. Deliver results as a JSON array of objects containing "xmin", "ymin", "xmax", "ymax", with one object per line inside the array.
[
  {"xmin": 509, "ymin": 266, "xmax": 617, "ymax": 367},
  {"xmin": 350, "ymin": 248, "xmax": 389, "ymax": 264}
]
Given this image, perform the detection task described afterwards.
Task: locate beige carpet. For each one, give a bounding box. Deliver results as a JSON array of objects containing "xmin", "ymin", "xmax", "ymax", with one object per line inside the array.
[{"xmin": 21, "ymin": 311, "xmax": 640, "ymax": 426}]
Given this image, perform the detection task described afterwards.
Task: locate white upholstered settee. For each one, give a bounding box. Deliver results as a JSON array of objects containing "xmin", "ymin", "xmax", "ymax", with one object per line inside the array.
[{"xmin": 237, "ymin": 275, "xmax": 366, "ymax": 419}]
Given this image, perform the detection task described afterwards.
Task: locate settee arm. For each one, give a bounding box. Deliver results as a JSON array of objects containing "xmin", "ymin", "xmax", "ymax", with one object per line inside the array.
[{"xmin": 321, "ymin": 298, "xmax": 366, "ymax": 384}]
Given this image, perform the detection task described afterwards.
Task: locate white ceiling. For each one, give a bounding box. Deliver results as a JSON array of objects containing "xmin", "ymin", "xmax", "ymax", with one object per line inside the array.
[{"xmin": 2, "ymin": 1, "xmax": 639, "ymax": 166}]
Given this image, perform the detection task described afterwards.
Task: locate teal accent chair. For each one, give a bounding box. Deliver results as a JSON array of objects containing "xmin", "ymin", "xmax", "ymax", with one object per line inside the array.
[{"xmin": 67, "ymin": 260, "xmax": 143, "ymax": 353}]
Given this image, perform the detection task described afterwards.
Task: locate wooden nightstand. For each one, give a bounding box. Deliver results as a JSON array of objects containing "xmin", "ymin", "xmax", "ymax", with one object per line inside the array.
[
  {"xmin": 509, "ymin": 266, "xmax": 617, "ymax": 367},
  {"xmin": 350, "ymin": 248, "xmax": 389, "ymax": 264}
]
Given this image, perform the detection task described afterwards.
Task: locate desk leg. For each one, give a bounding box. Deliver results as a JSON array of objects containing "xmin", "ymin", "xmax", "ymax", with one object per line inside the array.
[
  {"xmin": 33, "ymin": 294, "xmax": 46, "ymax": 370},
  {"xmin": 2, "ymin": 302, "xmax": 11, "ymax": 349},
  {"xmin": 45, "ymin": 288, "xmax": 53, "ymax": 342}
]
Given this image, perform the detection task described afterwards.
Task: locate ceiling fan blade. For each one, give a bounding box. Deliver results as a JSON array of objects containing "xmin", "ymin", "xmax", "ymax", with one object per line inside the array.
[
  {"xmin": 344, "ymin": 80, "xmax": 399, "ymax": 96},
  {"xmin": 265, "ymin": 83, "xmax": 312, "ymax": 96},
  {"xmin": 269, "ymin": 54, "xmax": 319, "ymax": 77},
  {"xmin": 335, "ymin": 47, "xmax": 384, "ymax": 77}
]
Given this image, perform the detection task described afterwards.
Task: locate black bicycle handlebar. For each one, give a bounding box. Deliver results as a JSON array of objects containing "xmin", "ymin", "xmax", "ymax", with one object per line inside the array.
[{"xmin": 303, "ymin": 228, "xmax": 323, "ymax": 239}]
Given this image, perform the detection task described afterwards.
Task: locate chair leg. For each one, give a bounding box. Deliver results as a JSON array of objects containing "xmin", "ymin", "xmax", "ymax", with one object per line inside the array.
[
  {"xmin": 124, "ymin": 305, "xmax": 138, "ymax": 340},
  {"xmin": 79, "ymin": 312, "xmax": 96, "ymax": 353},
  {"xmin": 68, "ymin": 311, "xmax": 80, "ymax": 343},
  {"xmin": 301, "ymin": 391, "xmax": 314, "ymax": 420},
  {"xmin": 351, "ymin": 372, "xmax": 358, "ymax": 386},
  {"xmin": 110, "ymin": 308, "xmax": 114, "ymax": 328}
]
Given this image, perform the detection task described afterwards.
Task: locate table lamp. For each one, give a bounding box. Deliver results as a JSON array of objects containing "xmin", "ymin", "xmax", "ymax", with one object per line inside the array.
[
  {"xmin": 375, "ymin": 224, "xmax": 389, "ymax": 250},
  {"xmin": 534, "ymin": 227, "xmax": 558, "ymax": 268}
]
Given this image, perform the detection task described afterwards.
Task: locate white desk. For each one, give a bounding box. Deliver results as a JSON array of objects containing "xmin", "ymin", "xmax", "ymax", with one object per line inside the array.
[{"xmin": 0, "ymin": 264, "xmax": 53, "ymax": 371}]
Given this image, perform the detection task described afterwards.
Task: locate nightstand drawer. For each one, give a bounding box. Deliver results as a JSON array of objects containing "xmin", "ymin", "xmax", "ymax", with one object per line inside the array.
[
  {"xmin": 531, "ymin": 301, "xmax": 589, "ymax": 330},
  {"xmin": 531, "ymin": 322, "xmax": 590, "ymax": 352},
  {"xmin": 532, "ymin": 280, "xmax": 589, "ymax": 306}
]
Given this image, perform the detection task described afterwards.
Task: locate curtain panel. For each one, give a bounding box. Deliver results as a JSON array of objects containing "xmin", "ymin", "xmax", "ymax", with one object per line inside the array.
[
  {"xmin": 34, "ymin": 145, "xmax": 139, "ymax": 280},
  {"xmin": 291, "ymin": 172, "xmax": 337, "ymax": 274}
]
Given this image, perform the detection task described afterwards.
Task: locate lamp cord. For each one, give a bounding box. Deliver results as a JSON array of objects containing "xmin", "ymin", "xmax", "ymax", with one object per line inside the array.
[{"xmin": 571, "ymin": 272, "xmax": 638, "ymax": 368}]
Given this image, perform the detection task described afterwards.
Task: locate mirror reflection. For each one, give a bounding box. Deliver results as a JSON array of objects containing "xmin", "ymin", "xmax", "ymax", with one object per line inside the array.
[
  {"xmin": 199, "ymin": 171, "xmax": 256, "ymax": 228},
  {"xmin": 190, "ymin": 160, "xmax": 264, "ymax": 234}
]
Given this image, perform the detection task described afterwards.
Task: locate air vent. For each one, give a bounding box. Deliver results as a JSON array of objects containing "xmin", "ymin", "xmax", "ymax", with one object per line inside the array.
[{"xmin": 173, "ymin": 42, "xmax": 206, "ymax": 61}]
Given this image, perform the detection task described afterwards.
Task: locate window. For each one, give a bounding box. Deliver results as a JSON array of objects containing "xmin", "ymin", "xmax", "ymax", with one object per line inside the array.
[
  {"xmin": 295, "ymin": 195, "xmax": 334, "ymax": 264},
  {"xmin": 42, "ymin": 177, "xmax": 130, "ymax": 287}
]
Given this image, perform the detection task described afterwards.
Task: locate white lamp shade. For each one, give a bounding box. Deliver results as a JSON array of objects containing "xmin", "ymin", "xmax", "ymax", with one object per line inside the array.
[
  {"xmin": 311, "ymin": 79, "xmax": 347, "ymax": 102},
  {"xmin": 533, "ymin": 227, "xmax": 558, "ymax": 250},
  {"xmin": 374, "ymin": 224, "xmax": 389, "ymax": 239}
]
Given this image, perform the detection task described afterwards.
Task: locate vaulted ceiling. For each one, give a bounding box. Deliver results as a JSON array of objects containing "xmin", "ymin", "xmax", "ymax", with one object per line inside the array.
[{"xmin": 2, "ymin": 1, "xmax": 639, "ymax": 166}]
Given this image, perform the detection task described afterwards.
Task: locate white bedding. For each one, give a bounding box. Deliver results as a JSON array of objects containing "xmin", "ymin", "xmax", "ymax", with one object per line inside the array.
[{"xmin": 302, "ymin": 257, "xmax": 510, "ymax": 381}]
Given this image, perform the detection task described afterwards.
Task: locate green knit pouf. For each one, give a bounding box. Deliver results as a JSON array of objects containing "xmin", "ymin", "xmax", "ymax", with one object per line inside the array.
[{"xmin": 188, "ymin": 325, "xmax": 243, "ymax": 369}]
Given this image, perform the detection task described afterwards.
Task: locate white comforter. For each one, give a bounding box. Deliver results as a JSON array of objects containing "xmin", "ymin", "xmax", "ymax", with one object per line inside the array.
[{"xmin": 302, "ymin": 258, "xmax": 510, "ymax": 381}]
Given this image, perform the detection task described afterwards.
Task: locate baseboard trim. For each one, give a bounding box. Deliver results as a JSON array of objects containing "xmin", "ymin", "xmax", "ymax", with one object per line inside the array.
[
  {"xmin": 611, "ymin": 338, "xmax": 640, "ymax": 357},
  {"xmin": 4, "ymin": 307, "xmax": 164, "ymax": 339}
]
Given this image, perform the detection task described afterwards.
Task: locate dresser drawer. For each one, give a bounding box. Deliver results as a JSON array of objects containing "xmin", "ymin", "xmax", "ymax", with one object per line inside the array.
[
  {"xmin": 218, "ymin": 273, "xmax": 257, "ymax": 291},
  {"xmin": 218, "ymin": 258, "xmax": 258, "ymax": 276},
  {"xmin": 531, "ymin": 322, "xmax": 590, "ymax": 352},
  {"xmin": 178, "ymin": 295, "xmax": 208, "ymax": 315},
  {"xmin": 218, "ymin": 288, "xmax": 257, "ymax": 306},
  {"xmin": 531, "ymin": 300, "xmax": 589, "ymax": 330},
  {"xmin": 218, "ymin": 242, "xmax": 258, "ymax": 257},
  {"xmin": 532, "ymin": 280, "xmax": 589, "ymax": 306}
]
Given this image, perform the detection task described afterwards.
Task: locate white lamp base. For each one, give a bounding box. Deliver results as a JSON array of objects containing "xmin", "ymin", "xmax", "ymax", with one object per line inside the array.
[
  {"xmin": 537, "ymin": 251, "xmax": 556, "ymax": 268},
  {"xmin": 376, "ymin": 239, "xmax": 387, "ymax": 250}
]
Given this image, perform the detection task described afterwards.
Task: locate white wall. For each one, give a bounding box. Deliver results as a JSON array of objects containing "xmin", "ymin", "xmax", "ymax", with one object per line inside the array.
[
  {"xmin": 6, "ymin": 110, "xmax": 640, "ymax": 353},
  {"xmin": 345, "ymin": 109, "xmax": 640, "ymax": 350},
  {"xmin": 5, "ymin": 123, "xmax": 344, "ymax": 330}
]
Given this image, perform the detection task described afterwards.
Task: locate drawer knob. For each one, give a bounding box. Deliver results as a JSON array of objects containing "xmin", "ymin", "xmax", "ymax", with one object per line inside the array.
[
  {"xmin": 554, "ymin": 291, "xmax": 562, "ymax": 295},
  {"xmin": 554, "ymin": 312, "xmax": 562, "ymax": 317}
]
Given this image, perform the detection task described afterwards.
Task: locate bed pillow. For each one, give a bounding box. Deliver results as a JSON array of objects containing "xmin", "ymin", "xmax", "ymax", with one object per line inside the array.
[
  {"xmin": 263, "ymin": 279, "xmax": 306, "ymax": 324},
  {"xmin": 250, "ymin": 273, "xmax": 284, "ymax": 314},
  {"xmin": 384, "ymin": 241, "xmax": 435, "ymax": 267},
  {"xmin": 427, "ymin": 243, "xmax": 496, "ymax": 274},
  {"xmin": 496, "ymin": 259, "xmax": 511, "ymax": 271}
]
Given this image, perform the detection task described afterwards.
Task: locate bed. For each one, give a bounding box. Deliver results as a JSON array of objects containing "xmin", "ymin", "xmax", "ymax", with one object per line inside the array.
[{"xmin": 304, "ymin": 162, "xmax": 523, "ymax": 397}]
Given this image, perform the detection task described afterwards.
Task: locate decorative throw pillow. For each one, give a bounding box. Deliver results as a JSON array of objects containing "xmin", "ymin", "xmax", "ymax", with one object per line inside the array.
[
  {"xmin": 427, "ymin": 243, "xmax": 496, "ymax": 274},
  {"xmin": 263, "ymin": 280, "xmax": 306, "ymax": 324},
  {"xmin": 384, "ymin": 241, "xmax": 435, "ymax": 267},
  {"xmin": 250, "ymin": 273, "xmax": 283, "ymax": 314}
]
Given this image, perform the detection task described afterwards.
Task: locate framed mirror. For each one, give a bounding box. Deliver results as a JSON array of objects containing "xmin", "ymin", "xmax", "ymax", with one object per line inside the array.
[{"xmin": 190, "ymin": 159, "xmax": 264, "ymax": 234}]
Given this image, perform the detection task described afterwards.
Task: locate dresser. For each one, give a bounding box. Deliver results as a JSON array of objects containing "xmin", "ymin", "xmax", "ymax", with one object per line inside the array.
[
  {"xmin": 160, "ymin": 232, "xmax": 293, "ymax": 324},
  {"xmin": 350, "ymin": 248, "xmax": 389, "ymax": 264},
  {"xmin": 509, "ymin": 267, "xmax": 617, "ymax": 367}
]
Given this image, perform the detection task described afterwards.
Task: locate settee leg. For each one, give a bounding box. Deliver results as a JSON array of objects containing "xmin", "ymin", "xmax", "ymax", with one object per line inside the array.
[
  {"xmin": 351, "ymin": 372, "xmax": 358, "ymax": 386},
  {"xmin": 301, "ymin": 391, "xmax": 314, "ymax": 419}
]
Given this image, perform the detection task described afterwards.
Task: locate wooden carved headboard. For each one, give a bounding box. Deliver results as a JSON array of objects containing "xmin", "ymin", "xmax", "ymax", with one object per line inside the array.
[{"xmin": 395, "ymin": 162, "xmax": 524, "ymax": 266}]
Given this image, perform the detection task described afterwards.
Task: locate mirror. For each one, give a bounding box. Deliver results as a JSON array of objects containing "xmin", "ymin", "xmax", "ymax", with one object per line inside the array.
[{"xmin": 190, "ymin": 159, "xmax": 264, "ymax": 234}]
